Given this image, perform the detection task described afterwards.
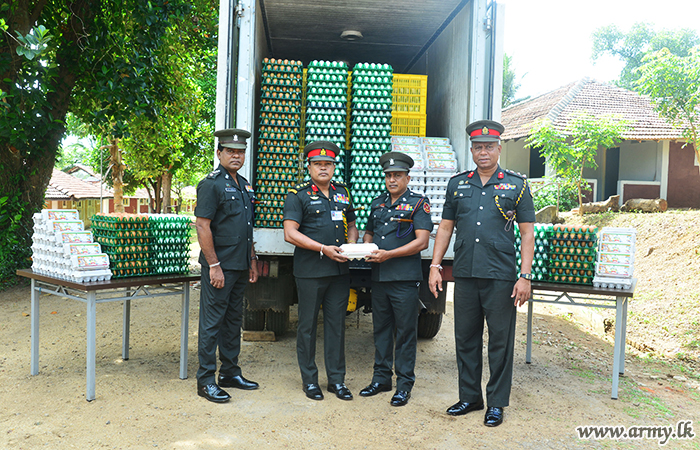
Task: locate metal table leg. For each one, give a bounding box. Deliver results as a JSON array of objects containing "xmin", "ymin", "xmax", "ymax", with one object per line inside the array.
[
  {"xmin": 180, "ymin": 281, "xmax": 190, "ymax": 379},
  {"xmin": 86, "ymin": 291, "xmax": 97, "ymax": 401},
  {"xmin": 611, "ymin": 297, "xmax": 625, "ymax": 399},
  {"xmin": 620, "ymin": 297, "xmax": 628, "ymax": 375},
  {"xmin": 526, "ymin": 299, "xmax": 533, "ymax": 364},
  {"xmin": 122, "ymin": 288, "xmax": 131, "ymax": 361},
  {"xmin": 30, "ymin": 279, "xmax": 39, "ymax": 375}
]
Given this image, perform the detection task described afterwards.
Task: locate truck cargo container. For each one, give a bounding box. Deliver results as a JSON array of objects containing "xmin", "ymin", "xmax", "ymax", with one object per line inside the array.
[{"xmin": 214, "ymin": 0, "xmax": 505, "ymax": 337}]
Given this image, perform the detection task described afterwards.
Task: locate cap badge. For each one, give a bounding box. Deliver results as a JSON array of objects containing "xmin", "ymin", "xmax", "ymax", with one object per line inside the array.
[
  {"xmin": 482, "ymin": 127, "xmax": 489, "ymax": 135},
  {"xmin": 389, "ymin": 158, "xmax": 395, "ymax": 165}
]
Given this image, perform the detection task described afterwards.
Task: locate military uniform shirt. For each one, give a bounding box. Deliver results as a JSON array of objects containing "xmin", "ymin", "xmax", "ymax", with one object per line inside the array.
[
  {"xmin": 366, "ymin": 189, "xmax": 433, "ymax": 282},
  {"xmin": 283, "ymin": 181, "xmax": 356, "ymax": 278},
  {"xmin": 442, "ymin": 165, "xmax": 535, "ymax": 281},
  {"xmin": 195, "ymin": 164, "xmax": 254, "ymax": 271}
]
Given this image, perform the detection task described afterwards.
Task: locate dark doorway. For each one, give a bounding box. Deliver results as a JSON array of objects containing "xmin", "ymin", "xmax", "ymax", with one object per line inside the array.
[
  {"xmin": 529, "ymin": 147, "xmax": 545, "ymax": 178},
  {"xmin": 604, "ymin": 147, "xmax": 620, "ymax": 200}
]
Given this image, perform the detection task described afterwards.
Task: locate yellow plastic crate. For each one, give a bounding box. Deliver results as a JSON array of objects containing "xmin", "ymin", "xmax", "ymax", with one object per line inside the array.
[
  {"xmin": 392, "ymin": 74, "xmax": 427, "ymax": 114},
  {"xmin": 391, "ymin": 112, "xmax": 426, "ymax": 137}
]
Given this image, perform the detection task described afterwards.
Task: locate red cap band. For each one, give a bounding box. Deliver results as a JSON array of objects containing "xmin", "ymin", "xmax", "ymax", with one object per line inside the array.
[
  {"xmin": 469, "ymin": 128, "xmax": 501, "ymax": 139},
  {"xmin": 307, "ymin": 148, "xmax": 336, "ymax": 159}
]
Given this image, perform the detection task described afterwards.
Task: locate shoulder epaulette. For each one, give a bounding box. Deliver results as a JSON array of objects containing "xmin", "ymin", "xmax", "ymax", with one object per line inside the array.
[
  {"xmin": 288, "ymin": 188, "xmax": 298, "ymax": 194},
  {"xmin": 291, "ymin": 181, "xmax": 310, "ymax": 193},
  {"xmin": 505, "ymin": 169, "xmax": 526, "ymax": 179},
  {"xmin": 333, "ymin": 180, "xmax": 347, "ymax": 188},
  {"xmin": 451, "ymin": 170, "xmax": 472, "ymax": 179},
  {"xmin": 239, "ymin": 174, "xmax": 250, "ymax": 184},
  {"xmin": 206, "ymin": 169, "xmax": 221, "ymax": 179}
]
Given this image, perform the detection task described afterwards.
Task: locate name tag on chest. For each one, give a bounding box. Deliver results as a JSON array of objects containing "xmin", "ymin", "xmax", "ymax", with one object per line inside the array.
[{"xmin": 331, "ymin": 210, "xmax": 344, "ymax": 221}]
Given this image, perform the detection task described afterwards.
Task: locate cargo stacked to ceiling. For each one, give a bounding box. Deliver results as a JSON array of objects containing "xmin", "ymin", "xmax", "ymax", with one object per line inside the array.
[
  {"xmin": 349, "ymin": 63, "xmax": 393, "ymax": 230},
  {"xmin": 303, "ymin": 60, "xmax": 349, "ymax": 183},
  {"xmin": 255, "ymin": 58, "xmax": 304, "ymax": 228},
  {"xmin": 31, "ymin": 209, "xmax": 111, "ymax": 282},
  {"xmin": 390, "ymin": 74, "xmax": 427, "ymax": 137},
  {"xmin": 390, "ymin": 136, "xmax": 426, "ymax": 195}
]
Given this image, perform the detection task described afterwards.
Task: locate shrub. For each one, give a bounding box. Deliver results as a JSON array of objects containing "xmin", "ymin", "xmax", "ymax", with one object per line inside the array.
[{"xmin": 531, "ymin": 177, "xmax": 579, "ymax": 212}]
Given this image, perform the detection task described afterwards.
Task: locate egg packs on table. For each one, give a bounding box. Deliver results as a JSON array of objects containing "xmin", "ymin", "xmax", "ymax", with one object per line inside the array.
[
  {"xmin": 31, "ymin": 209, "xmax": 112, "ymax": 282},
  {"xmin": 593, "ymin": 227, "xmax": 636, "ymax": 289}
]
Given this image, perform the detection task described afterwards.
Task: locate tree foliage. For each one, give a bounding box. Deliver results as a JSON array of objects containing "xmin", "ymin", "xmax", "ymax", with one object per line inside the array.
[
  {"xmin": 0, "ymin": 0, "xmax": 188, "ymax": 281},
  {"xmin": 592, "ymin": 22, "xmax": 700, "ymax": 91},
  {"xmin": 636, "ymin": 47, "xmax": 700, "ymax": 165},
  {"xmin": 525, "ymin": 114, "xmax": 628, "ymax": 211}
]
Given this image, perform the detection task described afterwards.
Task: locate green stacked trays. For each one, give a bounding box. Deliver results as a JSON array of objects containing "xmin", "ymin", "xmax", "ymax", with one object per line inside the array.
[
  {"xmin": 349, "ymin": 63, "xmax": 393, "ymax": 230},
  {"xmin": 256, "ymin": 58, "xmax": 304, "ymax": 228},
  {"xmin": 304, "ymin": 60, "xmax": 349, "ymax": 182},
  {"xmin": 547, "ymin": 224, "xmax": 598, "ymax": 285},
  {"xmin": 91, "ymin": 214, "xmax": 191, "ymax": 278},
  {"xmin": 148, "ymin": 215, "xmax": 192, "ymax": 276},
  {"xmin": 515, "ymin": 223, "xmax": 552, "ymax": 281}
]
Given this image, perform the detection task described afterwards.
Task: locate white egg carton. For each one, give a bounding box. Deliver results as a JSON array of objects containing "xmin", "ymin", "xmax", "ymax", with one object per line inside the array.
[
  {"xmin": 421, "ymin": 137, "xmax": 450, "ymax": 146},
  {"xmin": 391, "ymin": 136, "xmax": 421, "ymax": 145},
  {"xmin": 339, "ymin": 243, "xmax": 378, "ymax": 260},
  {"xmin": 592, "ymin": 276, "xmax": 633, "ymax": 290},
  {"xmin": 41, "ymin": 209, "xmax": 80, "ymax": 221}
]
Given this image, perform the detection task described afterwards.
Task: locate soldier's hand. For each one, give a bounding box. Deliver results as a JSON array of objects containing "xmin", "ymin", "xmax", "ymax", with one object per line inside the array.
[
  {"xmin": 324, "ymin": 245, "xmax": 349, "ymax": 262},
  {"xmin": 249, "ymin": 261, "xmax": 259, "ymax": 283},
  {"xmin": 210, "ymin": 265, "xmax": 225, "ymax": 289},
  {"xmin": 511, "ymin": 278, "xmax": 531, "ymax": 307},
  {"xmin": 428, "ymin": 267, "xmax": 443, "ymax": 299},
  {"xmin": 365, "ymin": 249, "xmax": 390, "ymax": 263}
]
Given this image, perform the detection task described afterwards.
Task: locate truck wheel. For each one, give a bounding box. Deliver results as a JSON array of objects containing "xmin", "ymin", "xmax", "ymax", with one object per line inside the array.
[
  {"xmin": 266, "ymin": 307, "xmax": 289, "ymax": 336},
  {"xmin": 243, "ymin": 297, "xmax": 265, "ymax": 331},
  {"xmin": 417, "ymin": 312, "xmax": 443, "ymax": 339}
]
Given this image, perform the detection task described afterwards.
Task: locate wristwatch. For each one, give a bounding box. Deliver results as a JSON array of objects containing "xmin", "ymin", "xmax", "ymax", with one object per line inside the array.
[{"xmin": 519, "ymin": 273, "xmax": 533, "ymax": 281}]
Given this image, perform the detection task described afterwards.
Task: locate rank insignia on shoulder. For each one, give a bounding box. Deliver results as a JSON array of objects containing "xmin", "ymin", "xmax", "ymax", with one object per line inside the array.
[
  {"xmin": 289, "ymin": 188, "xmax": 298, "ymax": 194},
  {"xmin": 423, "ymin": 202, "xmax": 431, "ymax": 214},
  {"xmin": 206, "ymin": 169, "xmax": 220, "ymax": 179}
]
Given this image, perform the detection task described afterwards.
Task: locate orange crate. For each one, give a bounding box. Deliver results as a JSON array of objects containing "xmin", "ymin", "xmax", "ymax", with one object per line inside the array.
[
  {"xmin": 392, "ymin": 74, "xmax": 427, "ymax": 114},
  {"xmin": 391, "ymin": 112, "xmax": 426, "ymax": 137}
]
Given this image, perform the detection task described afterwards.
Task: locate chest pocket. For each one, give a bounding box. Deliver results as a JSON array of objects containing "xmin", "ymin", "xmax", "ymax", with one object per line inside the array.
[
  {"xmin": 455, "ymin": 189, "xmax": 474, "ymax": 215},
  {"xmin": 305, "ymin": 201, "xmax": 328, "ymax": 221},
  {"xmin": 222, "ymin": 192, "xmax": 243, "ymax": 216},
  {"xmin": 494, "ymin": 190, "xmax": 518, "ymax": 213}
]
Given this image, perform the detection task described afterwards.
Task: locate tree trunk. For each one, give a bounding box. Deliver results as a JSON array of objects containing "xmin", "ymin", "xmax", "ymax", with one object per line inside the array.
[
  {"xmin": 579, "ymin": 195, "xmax": 620, "ymax": 214},
  {"xmin": 162, "ymin": 171, "xmax": 173, "ymax": 213},
  {"xmin": 620, "ymin": 198, "xmax": 668, "ymax": 213},
  {"xmin": 110, "ymin": 138, "xmax": 124, "ymax": 213}
]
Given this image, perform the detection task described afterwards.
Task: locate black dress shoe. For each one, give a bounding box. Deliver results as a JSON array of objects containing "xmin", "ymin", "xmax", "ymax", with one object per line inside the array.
[
  {"xmin": 359, "ymin": 382, "xmax": 392, "ymax": 397},
  {"xmin": 446, "ymin": 400, "xmax": 485, "ymax": 416},
  {"xmin": 390, "ymin": 390, "xmax": 411, "ymax": 407},
  {"xmin": 327, "ymin": 383, "xmax": 353, "ymax": 400},
  {"xmin": 303, "ymin": 383, "xmax": 324, "ymax": 400},
  {"xmin": 484, "ymin": 406, "xmax": 504, "ymax": 427},
  {"xmin": 197, "ymin": 384, "xmax": 231, "ymax": 403},
  {"xmin": 218, "ymin": 374, "xmax": 259, "ymax": 390}
]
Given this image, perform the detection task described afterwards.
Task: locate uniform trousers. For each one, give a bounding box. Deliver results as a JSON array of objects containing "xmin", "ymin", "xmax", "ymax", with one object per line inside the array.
[
  {"xmin": 295, "ymin": 275, "xmax": 350, "ymax": 386},
  {"xmin": 197, "ymin": 266, "xmax": 247, "ymax": 386},
  {"xmin": 454, "ymin": 277, "xmax": 517, "ymax": 407},
  {"xmin": 370, "ymin": 281, "xmax": 420, "ymax": 392}
]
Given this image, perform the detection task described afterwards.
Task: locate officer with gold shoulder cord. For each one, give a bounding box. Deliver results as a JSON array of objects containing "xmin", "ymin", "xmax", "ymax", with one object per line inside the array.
[{"xmin": 428, "ymin": 120, "xmax": 535, "ymax": 426}]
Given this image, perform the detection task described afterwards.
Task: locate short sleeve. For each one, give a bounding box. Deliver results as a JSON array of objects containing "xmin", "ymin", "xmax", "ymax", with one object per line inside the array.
[
  {"xmin": 413, "ymin": 197, "xmax": 433, "ymax": 231},
  {"xmin": 345, "ymin": 187, "xmax": 357, "ymax": 223},
  {"xmin": 194, "ymin": 179, "xmax": 218, "ymax": 220},
  {"xmin": 365, "ymin": 201, "xmax": 376, "ymax": 233},
  {"xmin": 441, "ymin": 178, "xmax": 457, "ymax": 221},
  {"xmin": 516, "ymin": 180, "xmax": 536, "ymax": 223},
  {"xmin": 283, "ymin": 192, "xmax": 303, "ymax": 224}
]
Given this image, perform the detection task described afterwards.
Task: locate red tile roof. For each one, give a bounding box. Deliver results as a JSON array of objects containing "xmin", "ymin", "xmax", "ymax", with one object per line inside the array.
[
  {"xmin": 45, "ymin": 169, "xmax": 113, "ymax": 200},
  {"xmin": 501, "ymin": 78, "xmax": 684, "ymax": 141}
]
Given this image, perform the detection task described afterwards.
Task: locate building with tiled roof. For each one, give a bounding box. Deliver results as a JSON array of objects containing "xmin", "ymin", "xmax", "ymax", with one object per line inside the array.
[
  {"xmin": 44, "ymin": 169, "xmax": 113, "ymax": 226},
  {"xmin": 499, "ymin": 78, "xmax": 698, "ymax": 208}
]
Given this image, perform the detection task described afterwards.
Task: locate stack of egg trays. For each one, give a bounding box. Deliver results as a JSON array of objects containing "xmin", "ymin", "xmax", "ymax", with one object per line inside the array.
[
  {"xmin": 390, "ymin": 137, "xmax": 425, "ymax": 195},
  {"xmin": 148, "ymin": 214, "xmax": 191, "ymax": 276},
  {"xmin": 91, "ymin": 214, "xmax": 154, "ymax": 278},
  {"xmin": 547, "ymin": 224, "xmax": 598, "ymax": 285},
  {"xmin": 515, "ymin": 223, "xmax": 552, "ymax": 282},
  {"xmin": 257, "ymin": 58, "xmax": 304, "ymax": 228},
  {"xmin": 349, "ymin": 62, "xmax": 393, "ymax": 230},
  {"xmin": 303, "ymin": 60, "xmax": 349, "ymax": 182},
  {"xmin": 423, "ymin": 140, "xmax": 458, "ymax": 227},
  {"xmin": 593, "ymin": 227, "xmax": 636, "ymax": 289}
]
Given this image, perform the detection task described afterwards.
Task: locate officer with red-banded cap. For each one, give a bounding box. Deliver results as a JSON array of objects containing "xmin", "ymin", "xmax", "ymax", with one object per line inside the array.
[
  {"xmin": 428, "ymin": 119, "xmax": 536, "ymax": 426},
  {"xmin": 283, "ymin": 140, "xmax": 359, "ymax": 401}
]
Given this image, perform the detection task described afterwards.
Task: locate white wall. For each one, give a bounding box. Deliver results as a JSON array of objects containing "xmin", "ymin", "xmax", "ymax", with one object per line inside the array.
[
  {"xmin": 619, "ymin": 141, "xmax": 660, "ymax": 181},
  {"xmin": 500, "ymin": 140, "xmax": 530, "ymax": 175}
]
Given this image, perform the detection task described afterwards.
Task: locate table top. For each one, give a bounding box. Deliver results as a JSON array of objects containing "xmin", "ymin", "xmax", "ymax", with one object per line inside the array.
[
  {"xmin": 531, "ymin": 279, "xmax": 636, "ymax": 298},
  {"xmin": 17, "ymin": 269, "xmax": 201, "ymax": 291}
]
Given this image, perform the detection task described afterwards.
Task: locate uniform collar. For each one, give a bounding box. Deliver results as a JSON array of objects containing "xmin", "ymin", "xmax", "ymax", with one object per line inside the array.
[
  {"xmin": 387, "ymin": 188, "xmax": 409, "ymax": 207},
  {"xmin": 470, "ymin": 165, "xmax": 504, "ymax": 188}
]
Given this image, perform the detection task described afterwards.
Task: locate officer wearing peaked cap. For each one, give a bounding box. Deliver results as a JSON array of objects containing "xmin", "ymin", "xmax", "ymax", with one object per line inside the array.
[
  {"xmin": 194, "ymin": 128, "xmax": 260, "ymax": 403},
  {"xmin": 429, "ymin": 120, "xmax": 535, "ymax": 426},
  {"xmin": 283, "ymin": 140, "xmax": 359, "ymax": 401},
  {"xmin": 359, "ymin": 151, "xmax": 432, "ymax": 407}
]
